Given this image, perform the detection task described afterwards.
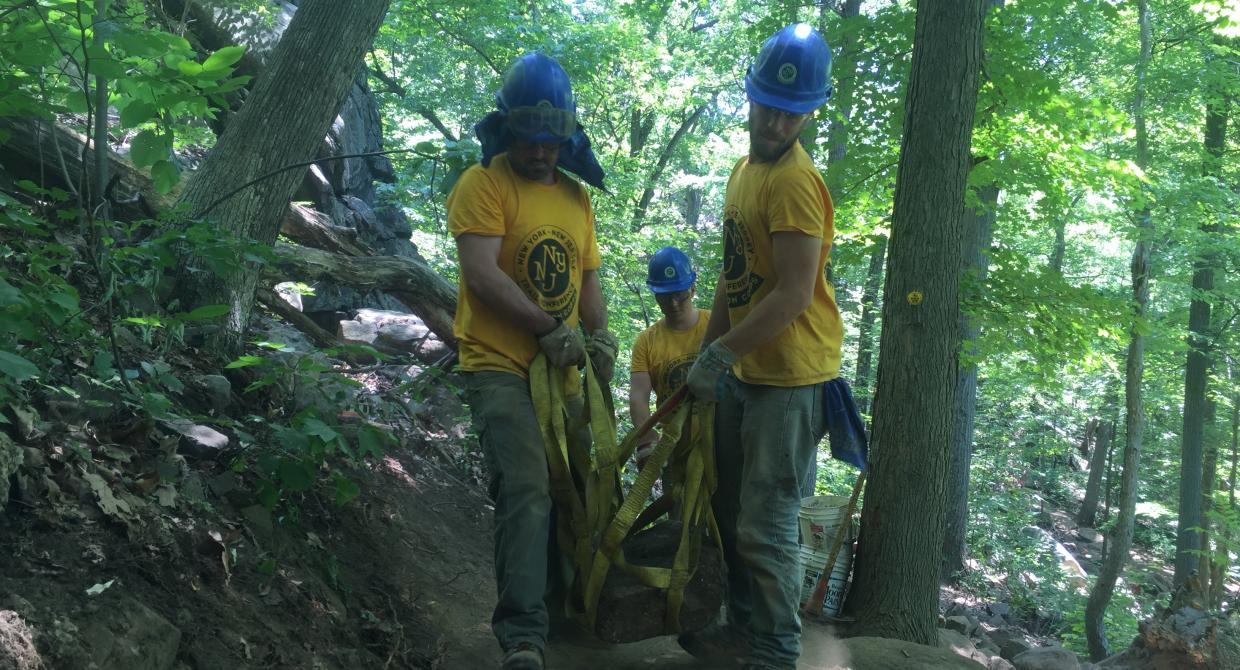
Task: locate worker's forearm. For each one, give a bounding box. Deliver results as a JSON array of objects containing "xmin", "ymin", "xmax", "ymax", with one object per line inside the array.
[
  {"xmin": 466, "ymin": 269, "xmax": 558, "ymax": 335},
  {"xmin": 718, "ymin": 287, "xmax": 809, "ymax": 358},
  {"xmin": 580, "ymin": 271, "xmax": 608, "ymax": 332},
  {"xmin": 702, "ymin": 273, "xmax": 731, "ymax": 345}
]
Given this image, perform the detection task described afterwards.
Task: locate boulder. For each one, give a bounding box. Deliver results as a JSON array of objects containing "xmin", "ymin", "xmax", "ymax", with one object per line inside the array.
[
  {"xmin": 947, "ymin": 615, "xmax": 978, "ymax": 636},
  {"xmin": 940, "ymin": 628, "xmax": 993, "ymax": 667},
  {"xmin": 78, "ymin": 596, "xmax": 181, "ymax": 670},
  {"xmin": 0, "ymin": 610, "xmax": 42, "ymax": 670},
  {"xmin": 1077, "ymin": 528, "xmax": 1103, "ymax": 544},
  {"xmin": 338, "ymin": 319, "xmax": 378, "ymax": 344},
  {"xmin": 593, "ymin": 521, "xmax": 723, "ymax": 643},
  {"xmin": 991, "ymin": 628, "xmax": 1034, "ymax": 660},
  {"xmin": 989, "ymin": 658, "xmax": 1016, "ymax": 670},
  {"xmin": 1012, "ymin": 646, "xmax": 1081, "ymax": 670},
  {"xmin": 839, "ymin": 637, "xmax": 988, "ymax": 669}
]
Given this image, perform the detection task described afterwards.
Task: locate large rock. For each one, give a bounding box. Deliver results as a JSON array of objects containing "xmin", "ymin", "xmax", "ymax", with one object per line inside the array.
[
  {"xmin": 77, "ymin": 596, "xmax": 181, "ymax": 670},
  {"xmin": 0, "ymin": 610, "xmax": 42, "ymax": 669},
  {"xmin": 940, "ymin": 628, "xmax": 994, "ymax": 667},
  {"xmin": 991, "ymin": 627, "xmax": 1035, "ymax": 660},
  {"xmin": 593, "ymin": 521, "xmax": 723, "ymax": 643},
  {"xmin": 839, "ymin": 637, "xmax": 988, "ymax": 669},
  {"xmin": 1012, "ymin": 646, "xmax": 1081, "ymax": 670}
]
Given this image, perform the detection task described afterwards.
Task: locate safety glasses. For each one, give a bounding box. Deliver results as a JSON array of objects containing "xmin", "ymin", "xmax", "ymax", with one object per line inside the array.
[{"xmin": 506, "ymin": 104, "xmax": 577, "ymax": 138}]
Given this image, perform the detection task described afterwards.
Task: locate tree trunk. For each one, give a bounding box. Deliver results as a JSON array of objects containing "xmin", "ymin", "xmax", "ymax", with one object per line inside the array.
[
  {"xmin": 942, "ymin": 180, "xmax": 997, "ymax": 583},
  {"xmin": 1079, "ymin": 417, "xmax": 1115, "ymax": 528},
  {"xmin": 853, "ymin": 235, "xmax": 886, "ymax": 417},
  {"xmin": 173, "ymin": 0, "xmax": 392, "ymax": 359},
  {"xmin": 631, "ymin": 99, "xmax": 713, "ymax": 230},
  {"xmin": 1084, "ymin": 1, "xmax": 1152, "ymax": 659},
  {"xmin": 1218, "ymin": 373, "xmax": 1240, "ymax": 608},
  {"xmin": 1198, "ymin": 399, "xmax": 1218, "ymax": 598},
  {"xmin": 1175, "ymin": 44, "xmax": 1229, "ymax": 589},
  {"xmin": 1049, "ymin": 217, "xmax": 1066, "ymax": 275},
  {"xmin": 824, "ymin": 0, "xmax": 862, "ymax": 171},
  {"xmin": 844, "ymin": 0, "xmax": 985, "ymax": 644}
]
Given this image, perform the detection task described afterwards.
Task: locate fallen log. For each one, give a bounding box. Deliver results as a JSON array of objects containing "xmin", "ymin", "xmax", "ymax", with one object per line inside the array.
[
  {"xmin": 0, "ymin": 116, "xmax": 175, "ymax": 218},
  {"xmin": 256, "ymin": 288, "xmax": 406, "ymax": 363},
  {"xmin": 280, "ymin": 203, "xmax": 370, "ymax": 256},
  {"xmin": 268, "ymin": 241, "xmax": 457, "ymax": 349}
]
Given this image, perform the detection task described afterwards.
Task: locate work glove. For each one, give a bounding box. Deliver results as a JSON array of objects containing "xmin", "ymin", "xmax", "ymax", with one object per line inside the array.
[
  {"xmin": 537, "ymin": 320, "xmax": 587, "ymax": 369},
  {"xmin": 585, "ymin": 329, "xmax": 619, "ymax": 383},
  {"xmin": 686, "ymin": 339, "xmax": 737, "ymax": 402}
]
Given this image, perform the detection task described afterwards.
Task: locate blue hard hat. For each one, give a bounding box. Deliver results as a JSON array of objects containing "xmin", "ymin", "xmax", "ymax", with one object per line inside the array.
[
  {"xmin": 647, "ymin": 247, "xmax": 696, "ymax": 294},
  {"xmin": 745, "ymin": 23, "xmax": 833, "ymax": 115},
  {"xmin": 496, "ymin": 53, "xmax": 578, "ymax": 143}
]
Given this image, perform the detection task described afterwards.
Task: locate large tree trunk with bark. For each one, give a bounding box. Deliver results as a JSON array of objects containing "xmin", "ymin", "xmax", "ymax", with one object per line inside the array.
[
  {"xmin": 1084, "ymin": 1, "xmax": 1152, "ymax": 660},
  {"xmin": 844, "ymin": 0, "xmax": 985, "ymax": 645},
  {"xmin": 1173, "ymin": 47, "xmax": 1229, "ymax": 589},
  {"xmin": 173, "ymin": 0, "xmax": 391, "ymax": 358},
  {"xmin": 942, "ymin": 179, "xmax": 996, "ymax": 583}
]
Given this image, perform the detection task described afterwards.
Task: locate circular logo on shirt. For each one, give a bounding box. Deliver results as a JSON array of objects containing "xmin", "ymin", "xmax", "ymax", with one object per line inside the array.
[
  {"xmin": 723, "ymin": 205, "xmax": 764, "ymax": 308},
  {"xmin": 663, "ymin": 354, "xmax": 696, "ymax": 394},
  {"xmin": 516, "ymin": 226, "xmax": 579, "ymax": 320}
]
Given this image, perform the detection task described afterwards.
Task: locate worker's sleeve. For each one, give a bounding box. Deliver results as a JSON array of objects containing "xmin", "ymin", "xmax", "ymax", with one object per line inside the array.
[
  {"xmin": 767, "ymin": 168, "xmax": 829, "ymax": 239},
  {"xmin": 446, "ymin": 166, "xmax": 504, "ymax": 238},
  {"xmin": 581, "ymin": 188, "xmax": 602, "ymax": 271},
  {"xmin": 630, "ymin": 330, "xmax": 651, "ymax": 373}
]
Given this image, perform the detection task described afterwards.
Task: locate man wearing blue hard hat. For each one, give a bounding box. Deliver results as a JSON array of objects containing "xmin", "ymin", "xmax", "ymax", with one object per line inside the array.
[
  {"xmin": 681, "ymin": 23, "xmax": 868, "ymax": 670},
  {"xmin": 448, "ymin": 52, "xmax": 617, "ymax": 670},
  {"xmin": 629, "ymin": 247, "xmax": 710, "ymax": 470}
]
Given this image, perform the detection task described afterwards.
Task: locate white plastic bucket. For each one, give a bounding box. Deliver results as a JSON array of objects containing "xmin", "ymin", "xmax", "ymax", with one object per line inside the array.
[
  {"xmin": 798, "ymin": 543, "xmax": 853, "ymax": 617},
  {"xmin": 798, "ymin": 495, "xmax": 853, "ymax": 552}
]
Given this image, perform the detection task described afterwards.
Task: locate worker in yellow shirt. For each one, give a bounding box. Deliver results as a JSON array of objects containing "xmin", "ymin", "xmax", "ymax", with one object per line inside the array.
[
  {"xmin": 448, "ymin": 53, "xmax": 617, "ymax": 670},
  {"xmin": 628, "ymin": 247, "xmax": 709, "ymax": 470},
  {"xmin": 680, "ymin": 24, "xmax": 867, "ymax": 670}
]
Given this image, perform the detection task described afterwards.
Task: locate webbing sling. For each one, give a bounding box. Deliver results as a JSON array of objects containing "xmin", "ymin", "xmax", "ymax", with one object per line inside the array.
[{"xmin": 528, "ymin": 354, "xmax": 722, "ymax": 635}]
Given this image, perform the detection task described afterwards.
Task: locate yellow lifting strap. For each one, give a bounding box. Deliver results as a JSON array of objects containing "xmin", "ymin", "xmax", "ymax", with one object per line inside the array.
[{"xmin": 529, "ymin": 353, "xmax": 722, "ymax": 636}]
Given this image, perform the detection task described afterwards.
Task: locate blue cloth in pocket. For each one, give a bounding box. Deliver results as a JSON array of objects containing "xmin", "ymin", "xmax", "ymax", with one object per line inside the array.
[{"xmin": 822, "ymin": 378, "xmax": 868, "ymax": 470}]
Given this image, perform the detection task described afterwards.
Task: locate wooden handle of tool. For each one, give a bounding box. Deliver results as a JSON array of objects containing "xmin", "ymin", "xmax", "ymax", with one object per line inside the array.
[
  {"xmin": 802, "ymin": 471, "xmax": 866, "ymax": 618},
  {"xmin": 627, "ymin": 384, "xmax": 689, "ymax": 447}
]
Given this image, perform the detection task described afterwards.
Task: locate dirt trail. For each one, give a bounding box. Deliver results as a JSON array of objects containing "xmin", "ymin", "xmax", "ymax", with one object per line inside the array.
[{"xmin": 373, "ymin": 443, "xmax": 857, "ymax": 669}]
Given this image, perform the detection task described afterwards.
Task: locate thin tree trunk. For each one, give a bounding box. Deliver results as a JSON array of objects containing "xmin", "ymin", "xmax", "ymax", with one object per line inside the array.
[
  {"xmin": 173, "ymin": 0, "xmax": 392, "ymax": 359},
  {"xmin": 1085, "ymin": 1, "xmax": 1152, "ymax": 659},
  {"xmin": 91, "ymin": 0, "xmax": 110, "ymax": 220},
  {"xmin": 823, "ymin": 0, "xmax": 862, "ymax": 172},
  {"xmin": 1050, "ymin": 218, "xmax": 1066, "ymax": 275},
  {"xmin": 631, "ymin": 99, "xmax": 713, "ymax": 230},
  {"xmin": 853, "ymin": 235, "xmax": 886, "ymax": 416},
  {"xmin": 1079, "ymin": 417, "xmax": 1115, "ymax": 528},
  {"xmin": 942, "ymin": 181, "xmax": 997, "ymax": 583},
  {"xmin": 1198, "ymin": 399, "xmax": 1218, "ymax": 598},
  {"xmin": 845, "ymin": 0, "xmax": 985, "ymax": 644}
]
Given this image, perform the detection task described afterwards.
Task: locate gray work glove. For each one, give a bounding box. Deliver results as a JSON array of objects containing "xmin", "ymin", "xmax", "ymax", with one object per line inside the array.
[
  {"xmin": 585, "ymin": 329, "xmax": 619, "ymax": 383},
  {"xmin": 686, "ymin": 339, "xmax": 737, "ymax": 402},
  {"xmin": 537, "ymin": 320, "xmax": 587, "ymax": 369}
]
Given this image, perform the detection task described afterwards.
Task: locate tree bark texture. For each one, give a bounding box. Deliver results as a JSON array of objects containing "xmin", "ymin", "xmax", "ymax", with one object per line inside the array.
[
  {"xmin": 942, "ymin": 182, "xmax": 997, "ymax": 583},
  {"xmin": 173, "ymin": 0, "xmax": 392, "ymax": 358},
  {"xmin": 1174, "ymin": 56, "xmax": 1229, "ymax": 588},
  {"xmin": 1084, "ymin": 1, "xmax": 1151, "ymax": 660},
  {"xmin": 1078, "ymin": 418, "xmax": 1115, "ymax": 528},
  {"xmin": 853, "ymin": 235, "xmax": 886, "ymax": 417},
  {"xmin": 844, "ymin": 0, "xmax": 985, "ymax": 645}
]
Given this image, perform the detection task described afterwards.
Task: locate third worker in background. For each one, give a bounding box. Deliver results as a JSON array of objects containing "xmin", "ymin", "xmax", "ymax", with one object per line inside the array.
[
  {"xmin": 628, "ymin": 247, "xmax": 709, "ymax": 471},
  {"xmin": 682, "ymin": 22, "xmax": 867, "ymax": 670}
]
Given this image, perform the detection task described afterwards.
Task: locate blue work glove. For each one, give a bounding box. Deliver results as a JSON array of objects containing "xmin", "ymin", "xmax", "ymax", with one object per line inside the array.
[{"xmin": 686, "ymin": 339, "xmax": 737, "ymax": 401}]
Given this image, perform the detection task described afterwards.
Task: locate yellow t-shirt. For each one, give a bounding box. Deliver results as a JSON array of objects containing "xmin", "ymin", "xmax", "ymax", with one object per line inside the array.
[
  {"xmin": 447, "ymin": 154, "xmax": 601, "ymax": 377},
  {"xmin": 721, "ymin": 142, "xmax": 842, "ymax": 386},
  {"xmin": 631, "ymin": 309, "xmax": 711, "ymax": 406}
]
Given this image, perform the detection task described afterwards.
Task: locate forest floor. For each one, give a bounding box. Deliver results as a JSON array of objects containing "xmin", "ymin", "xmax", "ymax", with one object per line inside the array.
[{"xmin": 1, "ymin": 358, "xmax": 1233, "ymax": 669}]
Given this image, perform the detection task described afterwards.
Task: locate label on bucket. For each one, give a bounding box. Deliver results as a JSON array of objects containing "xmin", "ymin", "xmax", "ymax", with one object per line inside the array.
[{"xmin": 800, "ymin": 566, "xmax": 849, "ymax": 617}]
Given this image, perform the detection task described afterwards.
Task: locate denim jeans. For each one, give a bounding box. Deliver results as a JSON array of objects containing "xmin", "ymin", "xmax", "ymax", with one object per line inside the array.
[{"xmin": 713, "ymin": 375, "xmax": 826, "ymax": 669}]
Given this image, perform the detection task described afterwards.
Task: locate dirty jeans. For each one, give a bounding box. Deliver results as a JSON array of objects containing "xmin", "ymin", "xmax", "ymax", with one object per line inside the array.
[
  {"xmin": 714, "ymin": 375, "xmax": 826, "ymax": 669},
  {"xmin": 464, "ymin": 370, "xmax": 558, "ymax": 653}
]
